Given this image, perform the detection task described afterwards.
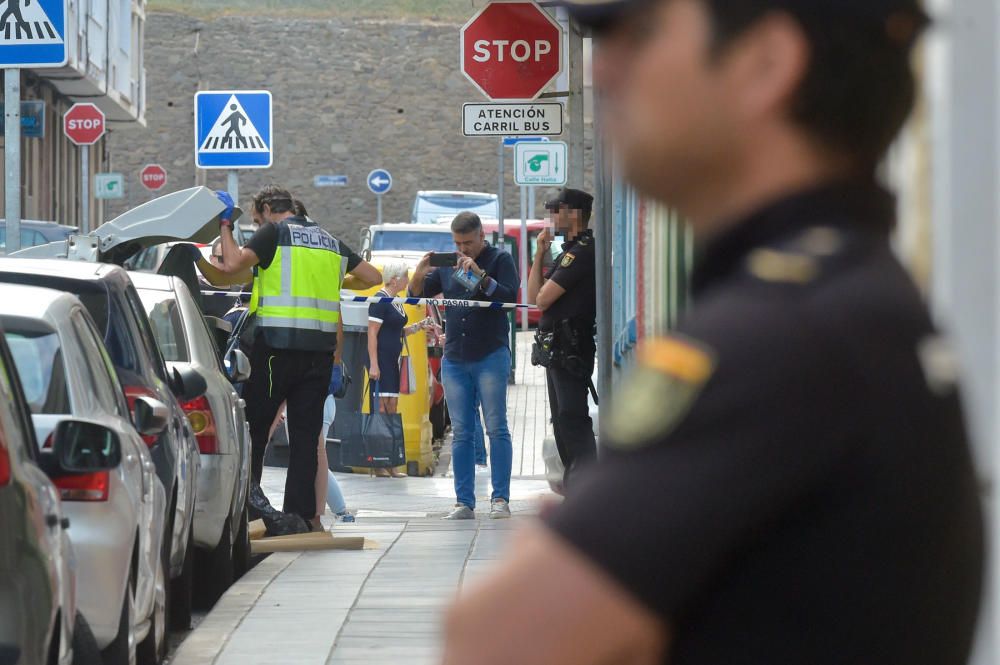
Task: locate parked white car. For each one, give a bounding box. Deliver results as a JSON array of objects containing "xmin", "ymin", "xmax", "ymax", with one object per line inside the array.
[
  {"xmin": 131, "ymin": 272, "xmax": 253, "ymax": 605},
  {"xmin": 0, "ymin": 285, "xmax": 171, "ymax": 665}
]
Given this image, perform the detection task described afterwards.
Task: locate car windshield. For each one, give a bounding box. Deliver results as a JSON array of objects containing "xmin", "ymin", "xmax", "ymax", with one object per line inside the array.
[
  {"xmin": 413, "ymin": 195, "xmax": 498, "ymax": 224},
  {"xmin": 137, "ymin": 291, "xmax": 190, "ymax": 362},
  {"xmin": 372, "ymin": 230, "xmax": 455, "ymax": 254},
  {"xmin": 5, "ymin": 330, "xmax": 70, "ymax": 415}
]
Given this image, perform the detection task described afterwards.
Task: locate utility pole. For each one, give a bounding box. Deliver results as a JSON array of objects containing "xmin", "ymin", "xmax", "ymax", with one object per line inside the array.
[{"xmin": 567, "ymin": 16, "xmax": 585, "ymax": 190}]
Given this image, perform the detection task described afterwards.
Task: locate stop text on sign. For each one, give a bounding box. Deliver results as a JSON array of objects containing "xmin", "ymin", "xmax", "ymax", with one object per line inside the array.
[
  {"xmin": 67, "ymin": 119, "xmax": 102, "ymax": 130},
  {"xmin": 462, "ymin": 102, "xmax": 563, "ymax": 137},
  {"xmin": 472, "ymin": 39, "xmax": 552, "ymax": 63}
]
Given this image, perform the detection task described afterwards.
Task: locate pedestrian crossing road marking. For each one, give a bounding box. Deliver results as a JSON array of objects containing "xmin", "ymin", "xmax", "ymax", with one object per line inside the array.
[
  {"xmin": 0, "ymin": 0, "xmax": 62, "ymax": 45},
  {"xmin": 198, "ymin": 94, "xmax": 269, "ymax": 153}
]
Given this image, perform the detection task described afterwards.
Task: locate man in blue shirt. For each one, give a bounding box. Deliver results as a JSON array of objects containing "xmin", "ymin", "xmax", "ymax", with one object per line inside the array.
[{"xmin": 411, "ymin": 212, "xmax": 519, "ymax": 519}]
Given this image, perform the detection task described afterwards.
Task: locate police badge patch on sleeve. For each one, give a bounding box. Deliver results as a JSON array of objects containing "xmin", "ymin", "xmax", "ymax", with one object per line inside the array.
[
  {"xmin": 561, "ymin": 253, "xmax": 576, "ymax": 268},
  {"xmin": 606, "ymin": 336, "xmax": 716, "ymax": 450}
]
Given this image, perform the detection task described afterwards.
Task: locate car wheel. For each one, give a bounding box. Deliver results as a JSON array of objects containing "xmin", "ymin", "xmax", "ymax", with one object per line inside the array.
[
  {"xmin": 136, "ymin": 554, "xmax": 167, "ymax": 665},
  {"xmin": 194, "ymin": 518, "xmax": 234, "ymax": 609},
  {"xmin": 168, "ymin": 525, "xmax": 194, "ymax": 631},
  {"xmin": 101, "ymin": 579, "xmax": 136, "ymax": 665},
  {"xmin": 71, "ymin": 613, "xmax": 102, "ymax": 665},
  {"xmin": 232, "ymin": 500, "xmax": 251, "ymax": 581}
]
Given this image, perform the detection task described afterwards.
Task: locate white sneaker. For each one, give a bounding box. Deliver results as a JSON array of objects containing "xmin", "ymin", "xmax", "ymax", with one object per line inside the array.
[
  {"xmin": 443, "ymin": 504, "xmax": 475, "ymax": 520},
  {"xmin": 490, "ymin": 499, "xmax": 511, "ymax": 519}
]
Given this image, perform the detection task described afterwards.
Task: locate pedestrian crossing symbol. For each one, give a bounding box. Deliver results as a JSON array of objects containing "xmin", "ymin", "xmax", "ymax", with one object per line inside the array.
[
  {"xmin": 0, "ymin": 0, "xmax": 67, "ymax": 68},
  {"xmin": 195, "ymin": 90, "xmax": 273, "ymax": 169}
]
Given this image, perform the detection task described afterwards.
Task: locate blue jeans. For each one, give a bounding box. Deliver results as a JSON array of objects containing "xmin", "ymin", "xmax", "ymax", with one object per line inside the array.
[{"xmin": 442, "ymin": 346, "xmax": 512, "ymax": 509}]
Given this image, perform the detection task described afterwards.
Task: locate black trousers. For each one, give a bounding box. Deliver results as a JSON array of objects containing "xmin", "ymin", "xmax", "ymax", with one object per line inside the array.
[
  {"xmin": 546, "ymin": 363, "xmax": 597, "ymax": 486},
  {"xmin": 245, "ymin": 340, "xmax": 333, "ymax": 520}
]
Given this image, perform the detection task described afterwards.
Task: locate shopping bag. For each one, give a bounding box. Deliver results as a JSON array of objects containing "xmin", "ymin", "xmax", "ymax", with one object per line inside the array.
[
  {"xmin": 399, "ymin": 337, "xmax": 417, "ymax": 395},
  {"xmin": 337, "ymin": 382, "xmax": 405, "ymax": 469}
]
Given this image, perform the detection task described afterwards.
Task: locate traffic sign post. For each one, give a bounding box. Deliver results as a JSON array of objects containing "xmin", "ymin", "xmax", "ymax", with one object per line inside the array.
[
  {"xmin": 367, "ymin": 169, "xmax": 392, "ymax": 225},
  {"xmin": 2, "ymin": 0, "xmax": 68, "ymax": 254},
  {"xmin": 461, "ymin": 1, "xmax": 563, "ymax": 101},
  {"xmin": 64, "ymin": 103, "xmax": 106, "ymax": 235},
  {"xmin": 195, "ymin": 90, "xmax": 272, "ymax": 240},
  {"xmin": 140, "ymin": 164, "xmax": 168, "ymax": 192}
]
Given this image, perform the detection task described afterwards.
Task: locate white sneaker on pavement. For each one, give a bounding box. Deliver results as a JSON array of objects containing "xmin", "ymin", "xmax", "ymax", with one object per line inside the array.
[
  {"xmin": 490, "ymin": 499, "xmax": 512, "ymax": 519},
  {"xmin": 443, "ymin": 504, "xmax": 475, "ymax": 520}
]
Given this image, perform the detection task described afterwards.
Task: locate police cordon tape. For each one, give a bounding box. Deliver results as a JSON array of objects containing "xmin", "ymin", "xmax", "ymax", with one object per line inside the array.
[
  {"xmin": 341, "ymin": 295, "xmax": 537, "ymax": 310},
  {"xmin": 204, "ymin": 291, "xmax": 538, "ymax": 310}
]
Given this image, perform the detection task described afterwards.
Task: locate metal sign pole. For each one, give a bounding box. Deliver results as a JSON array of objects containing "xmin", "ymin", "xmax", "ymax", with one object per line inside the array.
[
  {"xmin": 80, "ymin": 146, "xmax": 90, "ymax": 234},
  {"xmin": 377, "ymin": 193, "xmax": 383, "ymax": 225},
  {"xmin": 227, "ymin": 169, "xmax": 241, "ymax": 241},
  {"xmin": 4, "ymin": 69, "xmax": 21, "ymax": 253},
  {"xmin": 520, "ymin": 185, "xmax": 529, "ymax": 331},
  {"xmin": 497, "ymin": 138, "xmax": 505, "ymax": 251}
]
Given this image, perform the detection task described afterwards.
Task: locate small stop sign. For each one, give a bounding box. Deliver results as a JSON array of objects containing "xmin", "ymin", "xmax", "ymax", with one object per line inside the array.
[
  {"xmin": 140, "ymin": 164, "xmax": 168, "ymax": 192},
  {"xmin": 63, "ymin": 103, "xmax": 106, "ymax": 146},
  {"xmin": 461, "ymin": 2, "xmax": 563, "ymax": 101}
]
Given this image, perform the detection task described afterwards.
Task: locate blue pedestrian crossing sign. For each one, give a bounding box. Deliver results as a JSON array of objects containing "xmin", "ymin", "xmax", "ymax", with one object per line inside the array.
[
  {"xmin": 194, "ymin": 90, "xmax": 272, "ymax": 169},
  {"xmin": 0, "ymin": 0, "xmax": 68, "ymax": 69},
  {"xmin": 367, "ymin": 169, "xmax": 392, "ymax": 195}
]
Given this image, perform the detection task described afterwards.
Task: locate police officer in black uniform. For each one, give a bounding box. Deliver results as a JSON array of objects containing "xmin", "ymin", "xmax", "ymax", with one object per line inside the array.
[
  {"xmin": 443, "ymin": 1, "xmax": 984, "ymax": 664},
  {"xmin": 528, "ymin": 188, "xmax": 597, "ymax": 488}
]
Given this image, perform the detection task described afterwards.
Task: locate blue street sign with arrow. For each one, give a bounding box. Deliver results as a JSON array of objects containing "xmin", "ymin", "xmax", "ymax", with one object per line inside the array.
[
  {"xmin": 0, "ymin": 0, "xmax": 68, "ymax": 69},
  {"xmin": 194, "ymin": 90, "xmax": 273, "ymax": 169},
  {"xmin": 367, "ymin": 169, "xmax": 392, "ymax": 195}
]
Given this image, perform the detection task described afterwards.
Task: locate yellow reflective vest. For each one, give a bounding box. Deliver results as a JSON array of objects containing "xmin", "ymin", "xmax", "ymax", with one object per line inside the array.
[{"xmin": 250, "ymin": 217, "xmax": 347, "ymax": 352}]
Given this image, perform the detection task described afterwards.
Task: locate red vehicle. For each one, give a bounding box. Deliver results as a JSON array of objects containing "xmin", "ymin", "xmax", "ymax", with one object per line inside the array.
[{"xmin": 482, "ymin": 219, "xmax": 557, "ymax": 327}]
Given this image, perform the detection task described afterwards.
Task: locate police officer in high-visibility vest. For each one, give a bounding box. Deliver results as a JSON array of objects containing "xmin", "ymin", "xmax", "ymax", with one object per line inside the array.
[{"xmin": 214, "ymin": 185, "xmax": 382, "ymax": 522}]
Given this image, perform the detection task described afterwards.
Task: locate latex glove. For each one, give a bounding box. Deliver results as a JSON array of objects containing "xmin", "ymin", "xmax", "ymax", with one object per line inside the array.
[
  {"xmin": 178, "ymin": 243, "xmax": 202, "ymax": 263},
  {"xmin": 215, "ymin": 191, "xmax": 236, "ymax": 224},
  {"xmin": 329, "ymin": 363, "xmax": 344, "ymax": 397}
]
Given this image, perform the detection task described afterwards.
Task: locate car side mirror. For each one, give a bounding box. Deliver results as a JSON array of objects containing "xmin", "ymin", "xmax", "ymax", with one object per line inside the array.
[
  {"xmin": 170, "ymin": 364, "xmax": 207, "ymax": 402},
  {"xmin": 225, "ymin": 349, "xmax": 252, "ymax": 383},
  {"xmin": 133, "ymin": 395, "xmax": 169, "ymax": 437},
  {"xmin": 51, "ymin": 419, "xmax": 122, "ymax": 472}
]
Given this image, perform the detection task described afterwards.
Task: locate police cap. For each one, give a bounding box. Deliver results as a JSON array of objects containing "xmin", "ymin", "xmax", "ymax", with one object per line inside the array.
[
  {"xmin": 558, "ymin": 0, "xmax": 929, "ymax": 44},
  {"xmin": 545, "ymin": 188, "xmax": 594, "ymax": 215}
]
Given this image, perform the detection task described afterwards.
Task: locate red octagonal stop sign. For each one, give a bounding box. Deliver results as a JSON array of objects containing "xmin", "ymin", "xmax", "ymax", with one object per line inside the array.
[
  {"xmin": 140, "ymin": 164, "xmax": 168, "ymax": 192},
  {"xmin": 461, "ymin": 1, "xmax": 563, "ymax": 101},
  {"xmin": 63, "ymin": 103, "xmax": 106, "ymax": 146}
]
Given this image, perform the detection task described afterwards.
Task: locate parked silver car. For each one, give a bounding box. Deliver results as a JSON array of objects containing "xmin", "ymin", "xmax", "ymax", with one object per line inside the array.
[
  {"xmin": 131, "ymin": 272, "xmax": 253, "ymax": 605},
  {"xmin": 0, "ymin": 285, "xmax": 171, "ymax": 665},
  {"xmin": 0, "ymin": 305, "xmax": 110, "ymax": 665}
]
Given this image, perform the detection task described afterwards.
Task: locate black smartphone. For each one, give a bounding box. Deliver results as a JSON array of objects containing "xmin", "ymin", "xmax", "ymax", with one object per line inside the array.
[{"xmin": 430, "ymin": 252, "xmax": 459, "ymax": 267}]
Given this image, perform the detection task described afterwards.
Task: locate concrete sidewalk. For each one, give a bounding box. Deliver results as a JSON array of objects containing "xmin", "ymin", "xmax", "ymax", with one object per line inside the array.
[{"xmin": 169, "ymin": 474, "xmax": 549, "ymax": 665}]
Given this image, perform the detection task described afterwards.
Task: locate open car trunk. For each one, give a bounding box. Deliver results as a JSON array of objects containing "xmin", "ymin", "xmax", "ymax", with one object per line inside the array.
[{"xmin": 10, "ymin": 187, "xmax": 243, "ymax": 266}]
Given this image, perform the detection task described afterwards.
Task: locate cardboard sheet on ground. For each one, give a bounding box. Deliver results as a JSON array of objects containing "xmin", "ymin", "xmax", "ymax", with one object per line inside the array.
[{"xmin": 249, "ymin": 527, "xmax": 366, "ymax": 553}]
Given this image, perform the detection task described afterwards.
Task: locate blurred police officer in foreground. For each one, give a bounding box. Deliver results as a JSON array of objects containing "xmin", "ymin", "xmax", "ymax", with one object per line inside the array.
[
  {"xmin": 442, "ymin": 1, "xmax": 984, "ymax": 664},
  {"xmin": 528, "ymin": 188, "xmax": 598, "ymax": 489}
]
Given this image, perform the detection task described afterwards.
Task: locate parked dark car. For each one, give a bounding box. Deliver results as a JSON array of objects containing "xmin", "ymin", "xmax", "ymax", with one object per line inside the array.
[
  {"xmin": 0, "ymin": 220, "xmax": 78, "ymax": 251},
  {"xmin": 0, "ymin": 258, "xmax": 206, "ymax": 631}
]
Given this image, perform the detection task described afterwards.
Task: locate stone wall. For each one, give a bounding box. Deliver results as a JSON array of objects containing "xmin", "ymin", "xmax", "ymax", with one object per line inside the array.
[{"xmin": 105, "ymin": 11, "xmax": 593, "ymax": 244}]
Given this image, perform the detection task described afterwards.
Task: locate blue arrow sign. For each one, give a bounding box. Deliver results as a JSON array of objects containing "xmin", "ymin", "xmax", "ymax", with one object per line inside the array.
[
  {"xmin": 194, "ymin": 90, "xmax": 273, "ymax": 169},
  {"xmin": 367, "ymin": 169, "xmax": 392, "ymax": 195},
  {"xmin": 0, "ymin": 0, "xmax": 68, "ymax": 68}
]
